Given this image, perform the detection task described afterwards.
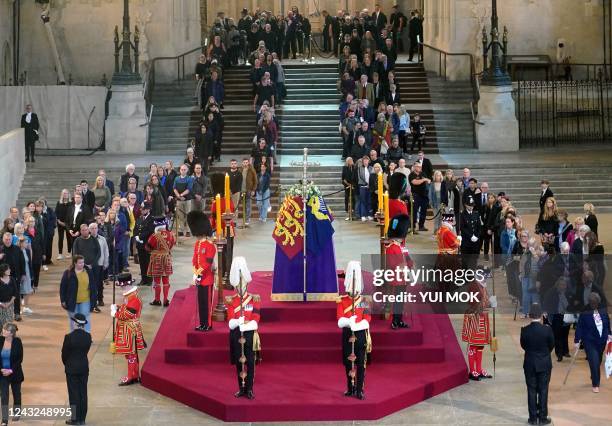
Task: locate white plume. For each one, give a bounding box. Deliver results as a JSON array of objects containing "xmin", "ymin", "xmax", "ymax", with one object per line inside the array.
[
  {"xmin": 230, "ymin": 256, "xmax": 252, "ymax": 288},
  {"xmin": 344, "ymin": 261, "xmax": 362, "ymax": 294}
]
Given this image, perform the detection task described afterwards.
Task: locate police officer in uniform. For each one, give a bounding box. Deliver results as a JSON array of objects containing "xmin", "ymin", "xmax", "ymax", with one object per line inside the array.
[
  {"xmin": 62, "ymin": 313, "xmax": 92, "ymax": 425},
  {"xmin": 134, "ymin": 202, "xmax": 155, "ymax": 286},
  {"xmin": 460, "ymin": 195, "xmax": 481, "ymax": 269}
]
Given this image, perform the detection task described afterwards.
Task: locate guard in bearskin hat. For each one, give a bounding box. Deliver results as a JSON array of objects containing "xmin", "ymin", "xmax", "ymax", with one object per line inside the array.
[
  {"xmin": 386, "ymin": 214, "xmax": 414, "ymax": 329},
  {"xmin": 188, "ymin": 210, "xmax": 217, "ymax": 331},
  {"xmin": 437, "ymin": 210, "xmax": 461, "ymax": 255},
  {"xmin": 147, "ymin": 217, "xmax": 176, "ymax": 307},
  {"xmin": 388, "ymin": 173, "xmax": 409, "ymax": 219}
]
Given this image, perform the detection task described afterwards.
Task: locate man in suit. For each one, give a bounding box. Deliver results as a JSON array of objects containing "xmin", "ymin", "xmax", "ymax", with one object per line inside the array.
[
  {"xmin": 372, "ymin": 4, "xmax": 387, "ymax": 34},
  {"xmin": 356, "ymin": 74, "xmax": 375, "ymax": 107},
  {"xmin": 134, "ymin": 202, "xmax": 155, "ymax": 286},
  {"xmin": 322, "ymin": 10, "xmax": 333, "ymax": 52},
  {"xmin": 408, "ymin": 11, "xmax": 423, "ymax": 62},
  {"xmin": 520, "ymin": 303, "xmax": 554, "ymax": 425},
  {"xmin": 79, "ymin": 180, "xmax": 96, "ymax": 215},
  {"xmin": 62, "ymin": 313, "xmax": 92, "ymax": 425},
  {"xmin": 416, "ymin": 151, "xmax": 433, "ymax": 181},
  {"xmin": 386, "ymin": 84, "xmax": 401, "ymax": 105},
  {"xmin": 462, "ymin": 178, "xmax": 483, "ymax": 211},
  {"xmin": 67, "ymin": 193, "xmax": 94, "ymax": 243},
  {"xmin": 539, "ymin": 180, "xmax": 554, "ymax": 213},
  {"xmin": 20, "ymin": 104, "xmax": 40, "ymax": 162}
]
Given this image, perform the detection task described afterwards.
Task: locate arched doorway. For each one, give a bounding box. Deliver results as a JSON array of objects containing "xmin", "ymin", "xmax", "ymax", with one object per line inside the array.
[{"xmin": 1, "ymin": 42, "xmax": 11, "ymax": 85}]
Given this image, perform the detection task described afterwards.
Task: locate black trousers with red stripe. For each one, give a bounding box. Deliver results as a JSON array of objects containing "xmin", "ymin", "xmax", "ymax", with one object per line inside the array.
[{"xmin": 197, "ymin": 285, "xmax": 213, "ymax": 328}]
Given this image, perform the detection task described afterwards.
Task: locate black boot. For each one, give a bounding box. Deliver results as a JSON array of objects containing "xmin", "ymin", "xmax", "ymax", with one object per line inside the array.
[
  {"xmin": 344, "ymin": 376, "xmax": 354, "ymax": 396},
  {"xmin": 234, "ymin": 388, "xmax": 246, "ymax": 398},
  {"xmin": 246, "ymin": 390, "xmax": 255, "ymax": 399}
]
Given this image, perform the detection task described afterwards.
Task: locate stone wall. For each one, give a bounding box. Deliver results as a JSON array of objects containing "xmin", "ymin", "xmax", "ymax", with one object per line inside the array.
[
  {"xmin": 14, "ymin": 0, "xmax": 200, "ymax": 85},
  {"xmin": 424, "ymin": 0, "xmax": 606, "ymax": 81},
  {"xmin": 0, "ymin": 0, "xmax": 14, "ymax": 85},
  {"xmin": 0, "ymin": 129, "xmax": 26, "ymax": 216}
]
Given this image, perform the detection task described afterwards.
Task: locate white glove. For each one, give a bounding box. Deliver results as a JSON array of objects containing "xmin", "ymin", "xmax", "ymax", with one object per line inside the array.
[
  {"xmin": 240, "ymin": 320, "xmax": 258, "ymax": 332},
  {"xmin": 192, "ymin": 274, "xmax": 200, "ymax": 285},
  {"xmin": 135, "ymin": 236, "xmax": 142, "ymax": 244},
  {"xmin": 457, "ymin": 235, "xmax": 462, "ymax": 242},
  {"xmin": 350, "ymin": 319, "xmax": 370, "ymax": 331},
  {"xmin": 337, "ymin": 317, "xmax": 351, "ymax": 328},
  {"xmin": 470, "ymin": 235, "xmax": 478, "ymax": 243},
  {"xmin": 238, "ymin": 316, "xmax": 245, "ymax": 325},
  {"xmin": 349, "ymin": 315, "xmax": 357, "ymax": 324},
  {"xmin": 229, "ymin": 318, "xmax": 240, "ymax": 330},
  {"xmin": 489, "ymin": 295, "xmax": 497, "ymax": 308},
  {"xmin": 110, "ymin": 304, "xmax": 118, "ymax": 318}
]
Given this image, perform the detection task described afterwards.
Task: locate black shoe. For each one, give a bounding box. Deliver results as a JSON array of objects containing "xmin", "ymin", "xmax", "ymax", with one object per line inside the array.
[
  {"xmin": 204, "ymin": 325, "xmax": 213, "ymax": 331},
  {"xmin": 539, "ymin": 418, "xmax": 551, "ymax": 425},
  {"xmin": 527, "ymin": 419, "xmax": 538, "ymax": 425},
  {"xmin": 12, "ymin": 414, "xmax": 20, "ymax": 421},
  {"xmin": 468, "ymin": 372, "xmax": 480, "ymax": 381},
  {"xmin": 391, "ymin": 322, "xmax": 399, "ymax": 330},
  {"xmin": 419, "ymin": 226, "xmax": 429, "ymax": 232},
  {"xmin": 14, "ymin": 315, "xmax": 22, "ymax": 322},
  {"xmin": 397, "ymin": 321, "xmax": 409, "ymax": 328},
  {"xmin": 25, "ymin": 158, "xmax": 30, "ymax": 163},
  {"xmin": 557, "ymin": 356, "xmax": 563, "ymax": 362},
  {"xmin": 246, "ymin": 390, "xmax": 255, "ymax": 400},
  {"xmin": 234, "ymin": 389, "xmax": 246, "ymax": 398},
  {"xmin": 194, "ymin": 325, "xmax": 207, "ymax": 332},
  {"xmin": 354, "ymin": 391, "xmax": 365, "ymax": 400},
  {"xmin": 150, "ymin": 300, "xmax": 162, "ymax": 306},
  {"xmin": 563, "ymin": 352, "xmax": 571, "ymax": 358},
  {"xmin": 98, "ymin": 301, "xmax": 105, "ymax": 307},
  {"xmin": 479, "ymin": 371, "xmax": 493, "ymax": 379},
  {"xmin": 92, "ymin": 307, "xmax": 101, "ymax": 313},
  {"xmin": 163, "ymin": 300, "xmax": 170, "ymax": 307},
  {"xmin": 31, "ymin": 158, "xmax": 35, "ymax": 163},
  {"xmin": 118, "ymin": 378, "xmax": 138, "ymax": 386},
  {"xmin": 344, "ymin": 387, "xmax": 354, "ymax": 397},
  {"xmin": 65, "ymin": 421, "xmax": 80, "ymax": 425}
]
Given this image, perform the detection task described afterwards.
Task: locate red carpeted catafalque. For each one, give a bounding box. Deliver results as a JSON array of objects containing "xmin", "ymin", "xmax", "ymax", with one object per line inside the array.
[{"xmin": 141, "ymin": 272, "xmax": 468, "ymax": 422}]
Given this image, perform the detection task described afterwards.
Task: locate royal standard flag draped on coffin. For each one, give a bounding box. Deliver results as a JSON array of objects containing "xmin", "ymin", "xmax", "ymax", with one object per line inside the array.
[{"xmin": 272, "ymin": 190, "xmax": 338, "ymax": 301}]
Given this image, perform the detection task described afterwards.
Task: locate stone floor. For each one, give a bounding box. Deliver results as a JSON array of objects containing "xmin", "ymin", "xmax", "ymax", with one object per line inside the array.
[{"xmin": 7, "ymin": 212, "xmax": 609, "ymax": 426}]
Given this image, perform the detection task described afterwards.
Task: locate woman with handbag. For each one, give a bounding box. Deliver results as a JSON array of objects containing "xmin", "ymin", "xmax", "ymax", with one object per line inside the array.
[{"xmin": 0, "ymin": 323, "xmax": 23, "ymax": 425}]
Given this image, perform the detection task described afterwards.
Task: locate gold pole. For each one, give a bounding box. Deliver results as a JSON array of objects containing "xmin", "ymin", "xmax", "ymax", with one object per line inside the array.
[
  {"xmin": 212, "ymin": 236, "xmax": 227, "ymax": 322},
  {"xmin": 348, "ymin": 186, "xmax": 353, "ymax": 221},
  {"xmin": 410, "ymin": 194, "xmax": 415, "ymax": 236}
]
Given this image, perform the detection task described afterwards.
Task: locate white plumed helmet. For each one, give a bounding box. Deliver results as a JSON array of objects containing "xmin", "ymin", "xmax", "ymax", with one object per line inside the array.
[
  {"xmin": 344, "ymin": 261, "xmax": 362, "ymax": 295},
  {"xmin": 230, "ymin": 256, "xmax": 252, "ymax": 291}
]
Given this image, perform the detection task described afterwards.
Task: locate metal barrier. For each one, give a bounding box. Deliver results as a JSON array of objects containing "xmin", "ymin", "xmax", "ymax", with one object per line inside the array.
[{"xmin": 516, "ymin": 79, "xmax": 612, "ymax": 147}]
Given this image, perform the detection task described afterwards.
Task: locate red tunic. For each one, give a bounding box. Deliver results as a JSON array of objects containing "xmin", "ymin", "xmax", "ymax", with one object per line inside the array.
[
  {"xmin": 461, "ymin": 281, "xmax": 491, "ymax": 346},
  {"xmin": 146, "ymin": 229, "xmax": 175, "ymax": 276},
  {"xmin": 225, "ymin": 293, "xmax": 261, "ymax": 323},
  {"xmin": 385, "ymin": 240, "xmax": 414, "ymax": 286},
  {"xmin": 192, "ymin": 238, "xmax": 216, "ymax": 286},
  {"xmin": 388, "ymin": 198, "xmax": 409, "ymax": 219},
  {"xmin": 210, "ymin": 197, "xmax": 236, "ymax": 237},
  {"xmin": 114, "ymin": 295, "xmax": 146, "ymax": 354},
  {"xmin": 437, "ymin": 224, "xmax": 460, "ymax": 254},
  {"xmin": 336, "ymin": 294, "xmax": 372, "ymax": 323}
]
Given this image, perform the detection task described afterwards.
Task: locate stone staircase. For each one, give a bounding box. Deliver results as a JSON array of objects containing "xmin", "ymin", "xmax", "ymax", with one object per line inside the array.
[
  {"xmin": 395, "ymin": 63, "xmax": 432, "ymax": 104},
  {"xmin": 427, "ymin": 75, "xmax": 476, "ymax": 152},
  {"xmin": 454, "ymin": 165, "xmax": 612, "ymax": 213}
]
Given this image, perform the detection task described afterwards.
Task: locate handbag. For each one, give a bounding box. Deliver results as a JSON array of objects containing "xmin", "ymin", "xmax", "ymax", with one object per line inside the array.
[{"xmin": 563, "ymin": 313, "xmax": 577, "ymax": 324}]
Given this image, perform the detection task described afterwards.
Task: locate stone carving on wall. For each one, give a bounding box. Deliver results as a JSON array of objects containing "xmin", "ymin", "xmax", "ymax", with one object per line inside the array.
[
  {"xmin": 136, "ymin": 9, "xmax": 152, "ymax": 75},
  {"xmin": 470, "ymin": 0, "xmax": 490, "ymax": 71}
]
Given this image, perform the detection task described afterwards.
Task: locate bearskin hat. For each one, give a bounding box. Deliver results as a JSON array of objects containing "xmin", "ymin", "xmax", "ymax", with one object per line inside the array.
[
  {"xmin": 187, "ymin": 210, "xmax": 213, "ymax": 238},
  {"xmin": 388, "ymin": 173, "xmax": 407, "ymax": 200},
  {"xmin": 209, "ymin": 173, "xmax": 225, "ymax": 196},
  {"xmin": 387, "ymin": 214, "xmax": 411, "ymax": 239}
]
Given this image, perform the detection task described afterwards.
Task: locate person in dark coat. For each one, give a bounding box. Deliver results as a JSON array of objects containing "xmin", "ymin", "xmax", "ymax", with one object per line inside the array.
[
  {"xmin": 40, "ymin": 200, "xmax": 57, "ymax": 266},
  {"xmin": 542, "ymin": 278, "xmax": 571, "ymax": 362},
  {"xmin": 0, "ymin": 323, "xmax": 23, "ymax": 424},
  {"xmin": 119, "ymin": 164, "xmax": 140, "ymax": 194},
  {"xmin": 408, "ymin": 11, "xmax": 423, "ymax": 62},
  {"xmin": 574, "ymin": 292, "xmax": 611, "ymax": 393},
  {"xmin": 61, "ymin": 313, "xmax": 92, "ymax": 425},
  {"xmin": 539, "ymin": 180, "xmax": 553, "ymax": 213},
  {"xmin": 20, "ymin": 104, "xmax": 39, "ymax": 162},
  {"xmin": 134, "ymin": 203, "xmax": 155, "ymax": 286},
  {"xmin": 520, "ymin": 303, "xmax": 554, "ymax": 425},
  {"xmin": 59, "ymin": 256, "xmax": 97, "ymax": 333},
  {"xmin": 460, "ymin": 195, "xmax": 481, "ymax": 268},
  {"xmin": 0, "ymin": 234, "xmax": 24, "ymax": 322},
  {"xmin": 341, "ymin": 157, "xmax": 357, "ymax": 218}
]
